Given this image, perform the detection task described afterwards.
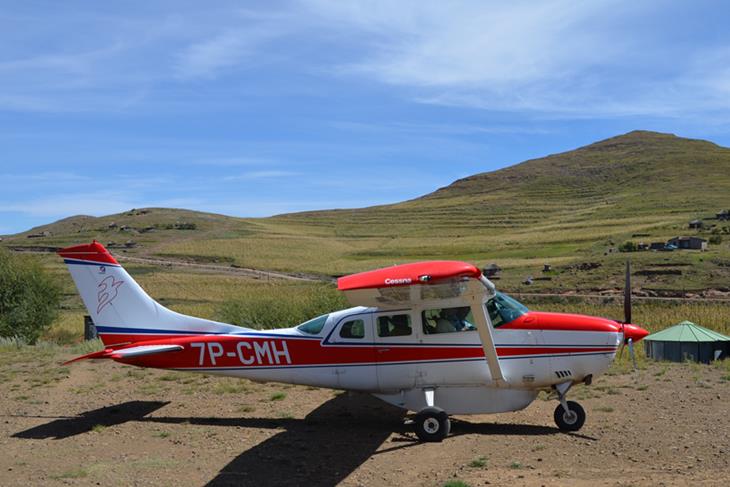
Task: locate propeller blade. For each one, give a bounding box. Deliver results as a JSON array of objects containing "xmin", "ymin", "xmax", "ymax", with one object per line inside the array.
[{"xmin": 623, "ymin": 260, "xmax": 632, "ymax": 324}]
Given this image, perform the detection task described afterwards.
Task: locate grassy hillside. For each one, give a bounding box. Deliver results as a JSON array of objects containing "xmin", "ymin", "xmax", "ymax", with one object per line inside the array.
[{"xmin": 5, "ymin": 130, "xmax": 730, "ymax": 294}]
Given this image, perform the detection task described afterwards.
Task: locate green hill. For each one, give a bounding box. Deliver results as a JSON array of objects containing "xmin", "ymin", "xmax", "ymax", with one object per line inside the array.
[{"xmin": 5, "ymin": 130, "xmax": 730, "ymax": 293}]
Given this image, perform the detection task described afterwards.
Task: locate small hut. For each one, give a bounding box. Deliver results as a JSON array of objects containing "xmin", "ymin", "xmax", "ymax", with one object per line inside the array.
[{"xmin": 644, "ymin": 321, "xmax": 730, "ymax": 363}]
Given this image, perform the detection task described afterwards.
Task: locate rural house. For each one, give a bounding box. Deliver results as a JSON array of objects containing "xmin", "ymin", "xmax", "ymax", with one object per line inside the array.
[
  {"xmin": 667, "ymin": 236, "xmax": 707, "ymax": 251},
  {"xmin": 717, "ymin": 210, "xmax": 730, "ymax": 221},
  {"xmin": 688, "ymin": 219, "xmax": 703, "ymax": 229}
]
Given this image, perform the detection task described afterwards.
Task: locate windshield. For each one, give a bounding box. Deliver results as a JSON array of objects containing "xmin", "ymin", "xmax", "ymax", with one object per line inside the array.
[{"xmin": 486, "ymin": 292, "xmax": 528, "ymax": 327}]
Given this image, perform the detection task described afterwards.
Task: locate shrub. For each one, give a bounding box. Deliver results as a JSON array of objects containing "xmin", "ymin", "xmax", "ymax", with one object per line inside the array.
[
  {"xmin": 217, "ymin": 282, "xmax": 348, "ymax": 329},
  {"xmin": 618, "ymin": 241, "xmax": 637, "ymax": 252},
  {"xmin": 709, "ymin": 235, "xmax": 722, "ymax": 245},
  {"xmin": 0, "ymin": 248, "xmax": 61, "ymax": 344}
]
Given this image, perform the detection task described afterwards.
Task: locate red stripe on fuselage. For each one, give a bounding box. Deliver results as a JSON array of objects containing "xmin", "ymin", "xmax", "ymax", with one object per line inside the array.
[{"xmin": 99, "ymin": 333, "xmax": 616, "ymax": 369}]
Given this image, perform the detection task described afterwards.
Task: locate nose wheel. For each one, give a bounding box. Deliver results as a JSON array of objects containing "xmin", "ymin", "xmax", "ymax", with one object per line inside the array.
[
  {"xmin": 552, "ymin": 381, "xmax": 586, "ymax": 432},
  {"xmin": 413, "ymin": 407, "xmax": 450, "ymax": 442}
]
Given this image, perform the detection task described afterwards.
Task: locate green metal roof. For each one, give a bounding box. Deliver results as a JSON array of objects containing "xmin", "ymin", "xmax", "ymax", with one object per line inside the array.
[{"xmin": 645, "ymin": 321, "xmax": 730, "ymax": 342}]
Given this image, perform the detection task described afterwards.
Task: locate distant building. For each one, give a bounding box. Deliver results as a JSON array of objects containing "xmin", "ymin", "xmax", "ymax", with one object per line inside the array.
[
  {"xmin": 637, "ymin": 242, "xmax": 649, "ymax": 251},
  {"xmin": 688, "ymin": 219, "xmax": 703, "ymax": 229},
  {"xmin": 644, "ymin": 321, "xmax": 729, "ymax": 363},
  {"xmin": 717, "ymin": 210, "xmax": 730, "ymax": 221},
  {"xmin": 483, "ymin": 263, "xmax": 501, "ymax": 278},
  {"xmin": 667, "ymin": 236, "xmax": 707, "ymax": 251},
  {"xmin": 649, "ymin": 242, "xmax": 666, "ymax": 251}
]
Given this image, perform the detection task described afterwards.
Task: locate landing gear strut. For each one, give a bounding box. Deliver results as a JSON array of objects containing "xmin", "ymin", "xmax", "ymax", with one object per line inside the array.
[{"xmin": 552, "ymin": 382, "xmax": 586, "ymax": 432}]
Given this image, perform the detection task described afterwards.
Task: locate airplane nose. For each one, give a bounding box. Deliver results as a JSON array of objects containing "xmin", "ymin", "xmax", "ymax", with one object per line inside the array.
[{"xmin": 623, "ymin": 324, "xmax": 649, "ymax": 343}]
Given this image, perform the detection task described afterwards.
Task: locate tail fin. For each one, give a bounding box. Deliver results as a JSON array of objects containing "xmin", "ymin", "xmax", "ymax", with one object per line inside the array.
[{"xmin": 59, "ymin": 241, "xmax": 243, "ymax": 346}]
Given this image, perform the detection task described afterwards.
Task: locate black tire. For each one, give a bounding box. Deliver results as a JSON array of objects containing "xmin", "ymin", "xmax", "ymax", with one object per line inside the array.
[
  {"xmin": 554, "ymin": 400, "xmax": 586, "ymax": 431},
  {"xmin": 414, "ymin": 407, "xmax": 450, "ymax": 442}
]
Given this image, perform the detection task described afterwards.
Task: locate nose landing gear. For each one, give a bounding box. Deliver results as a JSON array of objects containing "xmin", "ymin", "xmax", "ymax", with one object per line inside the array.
[{"xmin": 552, "ymin": 381, "xmax": 586, "ymax": 432}]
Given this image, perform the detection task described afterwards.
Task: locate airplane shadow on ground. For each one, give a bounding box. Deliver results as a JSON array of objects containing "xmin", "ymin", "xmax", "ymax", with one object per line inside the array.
[
  {"xmin": 145, "ymin": 393, "xmax": 409, "ymax": 487},
  {"xmin": 11, "ymin": 394, "xmax": 592, "ymax": 486},
  {"xmin": 11, "ymin": 400, "xmax": 169, "ymax": 440}
]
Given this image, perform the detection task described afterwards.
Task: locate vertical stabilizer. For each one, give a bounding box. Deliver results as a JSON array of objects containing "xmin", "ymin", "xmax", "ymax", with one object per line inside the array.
[{"xmin": 58, "ymin": 241, "xmax": 243, "ymax": 345}]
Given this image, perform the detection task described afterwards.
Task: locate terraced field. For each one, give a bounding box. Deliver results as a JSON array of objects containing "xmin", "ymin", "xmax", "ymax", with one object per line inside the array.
[{"xmin": 4, "ymin": 130, "xmax": 730, "ymax": 291}]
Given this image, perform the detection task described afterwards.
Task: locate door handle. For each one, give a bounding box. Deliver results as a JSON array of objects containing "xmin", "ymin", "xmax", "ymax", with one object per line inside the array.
[{"xmin": 377, "ymin": 348, "xmax": 391, "ymax": 353}]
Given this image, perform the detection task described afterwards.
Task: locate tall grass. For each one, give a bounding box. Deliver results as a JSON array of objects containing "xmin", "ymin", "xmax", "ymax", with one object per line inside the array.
[{"xmin": 217, "ymin": 282, "xmax": 348, "ymax": 329}]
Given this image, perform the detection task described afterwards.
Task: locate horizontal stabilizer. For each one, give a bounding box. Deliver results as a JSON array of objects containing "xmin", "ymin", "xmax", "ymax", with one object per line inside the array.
[
  {"xmin": 109, "ymin": 344, "xmax": 184, "ymax": 359},
  {"xmin": 64, "ymin": 344, "xmax": 184, "ymax": 365},
  {"xmin": 63, "ymin": 348, "xmax": 113, "ymax": 365}
]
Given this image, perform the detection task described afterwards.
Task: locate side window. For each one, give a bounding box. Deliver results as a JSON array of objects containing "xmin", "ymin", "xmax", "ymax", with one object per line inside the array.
[
  {"xmin": 422, "ymin": 306, "xmax": 475, "ymax": 334},
  {"xmin": 377, "ymin": 314, "xmax": 412, "ymax": 337},
  {"xmin": 297, "ymin": 314, "xmax": 329, "ymax": 335},
  {"xmin": 339, "ymin": 319, "xmax": 365, "ymax": 339}
]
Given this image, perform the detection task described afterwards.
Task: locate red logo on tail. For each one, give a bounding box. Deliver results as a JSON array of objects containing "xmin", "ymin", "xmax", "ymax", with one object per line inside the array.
[{"xmin": 97, "ymin": 275, "xmax": 124, "ymax": 314}]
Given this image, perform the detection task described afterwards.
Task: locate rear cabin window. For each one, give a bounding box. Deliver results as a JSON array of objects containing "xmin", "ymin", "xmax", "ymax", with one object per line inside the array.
[
  {"xmin": 339, "ymin": 319, "xmax": 365, "ymax": 339},
  {"xmin": 377, "ymin": 314, "xmax": 412, "ymax": 337},
  {"xmin": 422, "ymin": 306, "xmax": 476, "ymax": 334},
  {"xmin": 297, "ymin": 314, "xmax": 329, "ymax": 335}
]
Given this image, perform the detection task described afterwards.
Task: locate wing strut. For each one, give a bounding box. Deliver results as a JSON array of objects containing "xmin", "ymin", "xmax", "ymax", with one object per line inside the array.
[{"xmin": 468, "ymin": 276, "xmax": 507, "ymax": 386}]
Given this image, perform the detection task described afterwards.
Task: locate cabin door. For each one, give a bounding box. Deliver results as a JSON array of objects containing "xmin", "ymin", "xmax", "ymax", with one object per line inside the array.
[
  {"xmin": 374, "ymin": 311, "xmax": 419, "ymax": 392},
  {"xmin": 329, "ymin": 314, "xmax": 377, "ymax": 391}
]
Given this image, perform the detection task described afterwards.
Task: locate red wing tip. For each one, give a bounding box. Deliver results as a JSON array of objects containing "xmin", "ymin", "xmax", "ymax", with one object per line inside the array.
[{"xmin": 58, "ymin": 241, "xmax": 119, "ymax": 265}]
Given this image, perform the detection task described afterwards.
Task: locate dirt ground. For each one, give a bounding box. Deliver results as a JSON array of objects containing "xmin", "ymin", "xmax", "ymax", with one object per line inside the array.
[{"xmin": 1, "ymin": 350, "xmax": 728, "ymax": 487}]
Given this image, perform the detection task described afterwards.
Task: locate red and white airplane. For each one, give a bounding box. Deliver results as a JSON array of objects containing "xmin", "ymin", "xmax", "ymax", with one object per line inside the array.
[{"xmin": 60, "ymin": 241, "xmax": 649, "ymax": 442}]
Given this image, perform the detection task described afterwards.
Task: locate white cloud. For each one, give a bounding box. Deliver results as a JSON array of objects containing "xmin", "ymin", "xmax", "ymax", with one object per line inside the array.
[
  {"xmin": 305, "ymin": 0, "xmax": 729, "ymax": 118},
  {"xmin": 175, "ymin": 29, "xmax": 273, "ymax": 79}
]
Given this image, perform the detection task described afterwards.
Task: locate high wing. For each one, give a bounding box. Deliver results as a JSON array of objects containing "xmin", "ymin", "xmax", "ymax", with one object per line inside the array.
[{"xmin": 337, "ymin": 261, "xmax": 507, "ymax": 385}]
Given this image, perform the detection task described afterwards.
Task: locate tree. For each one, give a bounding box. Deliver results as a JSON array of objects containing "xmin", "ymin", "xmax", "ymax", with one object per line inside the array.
[{"xmin": 0, "ymin": 249, "xmax": 61, "ymax": 344}]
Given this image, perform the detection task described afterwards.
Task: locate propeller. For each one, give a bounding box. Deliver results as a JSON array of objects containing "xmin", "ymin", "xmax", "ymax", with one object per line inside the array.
[
  {"xmin": 623, "ymin": 259, "xmax": 631, "ymax": 325},
  {"xmin": 617, "ymin": 260, "xmax": 637, "ymax": 369}
]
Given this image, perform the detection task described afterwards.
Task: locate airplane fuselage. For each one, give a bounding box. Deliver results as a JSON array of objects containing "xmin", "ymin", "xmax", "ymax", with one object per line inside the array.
[{"xmin": 99, "ymin": 306, "xmax": 623, "ymax": 414}]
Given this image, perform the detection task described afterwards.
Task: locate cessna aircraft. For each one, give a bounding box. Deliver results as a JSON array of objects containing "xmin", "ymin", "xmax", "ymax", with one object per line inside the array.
[{"xmin": 60, "ymin": 241, "xmax": 649, "ymax": 442}]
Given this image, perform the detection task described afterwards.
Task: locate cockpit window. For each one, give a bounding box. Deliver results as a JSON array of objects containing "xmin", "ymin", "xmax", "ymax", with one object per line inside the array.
[
  {"xmin": 297, "ymin": 314, "xmax": 329, "ymax": 335},
  {"xmin": 486, "ymin": 292, "xmax": 528, "ymax": 328}
]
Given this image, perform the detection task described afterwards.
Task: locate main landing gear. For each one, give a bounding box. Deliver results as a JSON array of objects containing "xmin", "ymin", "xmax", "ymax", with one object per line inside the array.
[
  {"xmin": 414, "ymin": 407, "xmax": 450, "ymax": 442},
  {"xmin": 413, "ymin": 387, "xmax": 450, "ymax": 442},
  {"xmin": 552, "ymin": 381, "xmax": 586, "ymax": 432}
]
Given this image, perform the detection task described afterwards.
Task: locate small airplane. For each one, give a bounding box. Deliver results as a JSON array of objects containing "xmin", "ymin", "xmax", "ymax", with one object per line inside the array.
[{"xmin": 60, "ymin": 241, "xmax": 649, "ymax": 442}]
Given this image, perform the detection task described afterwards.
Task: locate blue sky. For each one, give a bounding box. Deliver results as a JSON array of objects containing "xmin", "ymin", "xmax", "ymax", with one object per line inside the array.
[{"xmin": 2, "ymin": 1, "xmax": 730, "ymax": 234}]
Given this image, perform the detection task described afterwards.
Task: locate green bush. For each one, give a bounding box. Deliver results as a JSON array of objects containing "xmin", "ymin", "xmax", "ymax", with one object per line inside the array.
[
  {"xmin": 618, "ymin": 241, "xmax": 637, "ymax": 252},
  {"xmin": 0, "ymin": 249, "xmax": 61, "ymax": 344},
  {"xmin": 217, "ymin": 282, "xmax": 348, "ymax": 329},
  {"xmin": 709, "ymin": 235, "xmax": 722, "ymax": 245}
]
